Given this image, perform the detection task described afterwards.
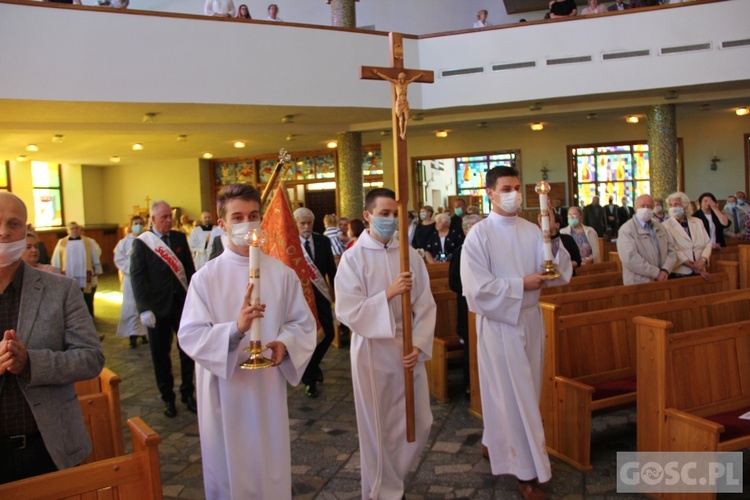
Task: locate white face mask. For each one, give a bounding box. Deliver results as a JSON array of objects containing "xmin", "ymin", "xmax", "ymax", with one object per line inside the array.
[
  {"xmin": 668, "ymin": 206, "xmax": 684, "ymax": 218},
  {"xmin": 228, "ymin": 221, "xmax": 261, "ymax": 247},
  {"xmin": 636, "ymin": 207, "xmax": 654, "ymax": 223},
  {"xmin": 0, "ymin": 239, "xmax": 28, "ymax": 267},
  {"xmin": 495, "ymin": 191, "xmax": 522, "ymax": 214}
]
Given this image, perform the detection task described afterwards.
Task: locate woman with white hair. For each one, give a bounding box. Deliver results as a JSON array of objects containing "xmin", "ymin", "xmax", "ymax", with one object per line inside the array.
[
  {"xmin": 560, "ymin": 205, "xmax": 601, "ymax": 264},
  {"xmin": 663, "ymin": 191, "xmax": 711, "ymax": 279},
  {"xmin": 424, "ymin": 212, "xmax": 461, "ymax": 263}
]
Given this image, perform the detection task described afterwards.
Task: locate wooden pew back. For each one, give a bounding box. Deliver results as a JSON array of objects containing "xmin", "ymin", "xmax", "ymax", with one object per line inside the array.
[
  {"xmin": 74, "ymin": 367, "xmax": 125, "ymax": 462},
  {"xmin": 0, "ymin": 417, "xmax": 163, "ymax": 500},
  {"xmin": 636, "ymin": 316, "xmax": 750, "ymax": 458},
  {"xmin": 540, "ymin": 271, "xmax": 622, "ymax": 295},
  {"xmin": 574, "ymin": 260, "xmax": 620, "ymax": 276}
]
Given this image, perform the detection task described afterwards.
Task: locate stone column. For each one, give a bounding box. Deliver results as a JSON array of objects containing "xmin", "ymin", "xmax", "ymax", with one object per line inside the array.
[
  {"xmin": 330, "ymin": 0, "xmax": 356, "ymax": 28},
  {"xmin": 337, "ymin": 131, "xmax": 363, "ymax": 219},
  {"xmin": 646, "ymin": 104, "xmax": 678, "ymax": 201}
]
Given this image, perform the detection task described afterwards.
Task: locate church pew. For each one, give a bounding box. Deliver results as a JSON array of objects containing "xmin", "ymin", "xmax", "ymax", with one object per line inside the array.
[
  {"xmin": 549, "ymin": 289, "xmax": 750, "ymax": 471},
  {"xmin": 0, "ymin": 417, "xmax": 163, "ymax": 500},
  {"xmin": 425, "ymin": 263, "xmax": 461, "ymax": 402},
  {"xmin": 74, "ymin": 367, "xmax": 125, "ymax": 463},
  {"xmin": 539, "ymin": 271, "xmax": 622, "ymax": 295},
  {"xmin": 600, "ymin": 239, "xmax": 617, "ymax": 262},
  {"xmin": 636, "ymin": 316, "xmax": 750, "ymax": 454},
  {"xmin": 539, "ymin": 272, "xmax": 732, "ymax": 458},
  {"xmin": 635, "ymin": 318, "xmax": 750, "ymax": 500},
  {"xmin": 572, "ymin": 260, "xmax": 620, "ymax": 276}
]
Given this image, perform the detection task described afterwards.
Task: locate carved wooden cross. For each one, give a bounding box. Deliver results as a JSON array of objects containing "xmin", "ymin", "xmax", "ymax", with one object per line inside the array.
[{"xmin": 360, "ymin": 33, "xmax": 434, "ymax": 443}]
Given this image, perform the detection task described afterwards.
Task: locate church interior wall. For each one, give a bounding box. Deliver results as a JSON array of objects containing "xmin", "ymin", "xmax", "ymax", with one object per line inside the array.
[
  {"xmin": 82, "ymin": 165, "xmax": 108, "ymax": 225},
  {"xmin": 97, "ymin": 158, "xmax": 204, "ymax": 226}
]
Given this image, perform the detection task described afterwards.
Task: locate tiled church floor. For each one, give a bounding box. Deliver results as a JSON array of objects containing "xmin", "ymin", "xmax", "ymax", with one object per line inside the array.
[{"xmin": 94, "ymin": 273, "xmax": 643, "ymax": 499}]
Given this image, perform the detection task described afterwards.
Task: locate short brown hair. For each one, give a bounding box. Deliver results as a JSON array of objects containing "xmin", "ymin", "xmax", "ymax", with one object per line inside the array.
[{"xmin": 216, "ymin": 184, "xmax": 261, "ymax": 219}]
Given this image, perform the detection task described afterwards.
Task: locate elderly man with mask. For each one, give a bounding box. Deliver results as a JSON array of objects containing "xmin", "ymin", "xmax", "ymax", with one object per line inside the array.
[
  {"xmin": 616, "ymin": 194, "xmax": 678, "ymax": 285},
  {"xmin": 0, "ymin": 193, "xmax": 104, "ymax": 484},
  {"xmin": 293, "ymin": 207, "xmax": 337, "ymax": 398}
]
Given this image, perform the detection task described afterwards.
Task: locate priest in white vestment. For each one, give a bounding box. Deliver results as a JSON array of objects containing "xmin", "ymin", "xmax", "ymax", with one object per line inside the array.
[
  {"xmin": 460, "ymin": 167, "xmax": 572, "ymax": 499},
  {"xmin": 178, "ymin": 185, "xmax": 316, "ymax": 500},
  {"xmin": 188, "ymin": 211, "xmax": 222, "ymax": 270},
  {"xmin": 51, "ymin": 221, "xmax": 103, "ymax": 316},
  {"xmin": 335, "ymin": 188, "xmax": 436, "ymax": 500},
  {"xmin": 114, "ymin": 215, "xmax": 148, "ymax": 347}
]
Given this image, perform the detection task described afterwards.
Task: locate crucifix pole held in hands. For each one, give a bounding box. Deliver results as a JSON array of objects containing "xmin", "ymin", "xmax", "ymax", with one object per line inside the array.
[{"xmin": 360, "ymin": 32, "xmax": 434, "ymax": 443}]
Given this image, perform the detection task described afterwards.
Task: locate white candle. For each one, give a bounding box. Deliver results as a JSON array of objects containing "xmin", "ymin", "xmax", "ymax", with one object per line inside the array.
[{"xmin": 249, "ymin": 229, "xmax": 261, "ymax": 342}]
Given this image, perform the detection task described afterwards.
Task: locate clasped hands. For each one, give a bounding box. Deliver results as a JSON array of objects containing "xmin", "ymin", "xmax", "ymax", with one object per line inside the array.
[
  {"xmin": 0, "ymin": 329, "xmax": 28, "ymax": 377},
  {"xmin": 238, "ymin": 283, "xmax": 285, "ymax": 366}
]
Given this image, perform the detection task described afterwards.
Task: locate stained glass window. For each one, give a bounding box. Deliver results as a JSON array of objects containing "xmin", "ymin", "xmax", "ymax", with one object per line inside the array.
[
  {"xmin": 570, "ymin": 143, "xmax": 649, "ymax": 208},
  {"xmin": 32, "ymin": 162, "xmax": 63, "ymax": 227}
]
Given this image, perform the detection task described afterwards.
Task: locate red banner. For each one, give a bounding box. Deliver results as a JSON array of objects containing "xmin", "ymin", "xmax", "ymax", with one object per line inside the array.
[{"xmin": 261, "ymin": 186, "xmax": 320, "ymax": 327}]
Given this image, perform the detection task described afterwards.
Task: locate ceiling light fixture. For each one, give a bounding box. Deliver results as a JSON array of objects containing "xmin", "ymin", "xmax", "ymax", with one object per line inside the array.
[
  {"xmin": 664, "ymin": 90, "xmax": 679, "ymax": 100},
  {"xmin": 626, "ymin": 115, "xmax": 640, "ymax": 124},
  {"xmin": 281, "ymin": 115, "xmax": 294, "ymax": 124},
  {"xmin": 202, "ymin": 152, "xmax": 213, "ymax": 159},
  {"xmin": 286, "ymin": 134, "xmax": 295, "ymax": 142},
  {"xmin": 26, "ymin": 144, "xmax": 39, "ymax": 152},
  {"xmin": 586, "ymin": 113, "xmax": 597, "ymax": 120},
  {"xmin": 234, "ymin": 141, "xmax": 246, "ymax": 148},
  {"xmin": 110, "ymin": 156, "xmax": 121, "ymax": 163},
  {"xmin": 699, "ymin": 104, "xmax": 711, "ymax": 112},
  {"xmin": 530, "ymin": 122, "xmax": 544, "ymax": 131},
  {"xmin": 177, "ymin": 135, "xmax": 188, "ymax": 142},
  {"xmin": 326, "ymin": 140, "xmax": 338, "ymax": 149},
  {"xmin": 132, "ymin": 143, "xmax": 144, "ymax": 151},
  {"xmin": 380, "ymin": 130, "xmax": 390, "ymax": 137},
  {"xmin": 52, "ymin": 134, "xmax": 64, "ymax": 143},
  {"xmin": 412, "ymin": 113, "xmax": 424, "ymax": 121},
  {"xmin": 477, "ymin": 122, "xmax": 488, "ymax": 129},
  {"xmin": 737, "ymin": 107, "xmax": 750, "ymax": 116},
  {"xmin": 16, "ymin": 155, "xmax": 28, "ymax": 162},
  {"xmin": 529, "ymin": 102, "xmax": 542, "ymax": 111},
  {"xmin": 143, "ymin": 113, "xmax": 157, "ymax": 123},
  {"xmin": 436, "ymin": 130, "xmax": 448, "ymax": 138}
]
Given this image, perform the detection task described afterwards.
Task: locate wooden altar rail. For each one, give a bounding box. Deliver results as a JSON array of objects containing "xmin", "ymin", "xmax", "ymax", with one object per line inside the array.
[
  {"xmin": 635, "ymin": 317, "xmax": 750, "ymax": 500},
  {"xmin": 0, "ymin": 418, "xmax": 163, "ymax": 500}
]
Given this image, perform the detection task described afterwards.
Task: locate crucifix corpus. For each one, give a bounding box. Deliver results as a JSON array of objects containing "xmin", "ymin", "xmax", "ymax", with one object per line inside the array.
[{"xmin": 360, "ymin": 32, "xmax": 434, "ymax": 443}]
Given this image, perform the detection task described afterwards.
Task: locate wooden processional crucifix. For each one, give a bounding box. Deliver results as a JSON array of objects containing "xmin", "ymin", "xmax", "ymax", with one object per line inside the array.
[{"xmin": 360, "ymin": 33, "xmax": 434, "ymax": 443}]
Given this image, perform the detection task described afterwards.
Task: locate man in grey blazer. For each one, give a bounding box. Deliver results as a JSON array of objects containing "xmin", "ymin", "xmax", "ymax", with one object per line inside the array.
[
  {"xmin": 616, "ymin": 194, "xmax": 678, "ymax": 285},
  {"xmin": 0, "ymin": 193, "xmax": 104, "ymax": 484}
]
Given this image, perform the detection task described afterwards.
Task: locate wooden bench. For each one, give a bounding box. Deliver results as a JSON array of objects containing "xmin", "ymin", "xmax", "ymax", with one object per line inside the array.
[
  {"xmin": 712, "ymin": 244, "xmax": 750, "ymax": 288},
  {"xmin": 635, "ymin": 317, "xmax": 750, "ymax": 500},
  {"xmin": 548, "ymin": 289, "xmax": 750, "ymax": 471},
  {"xmin": 540, "ymin": 271, "xmax": 621, "ymax": 295},
  {"xmin": 0, "ymin": 417, "xmax": 163, "ymax": 500},
  {"xmin": 425, "ymin": 263, "xmax": 461, "ymax": 402},
  {"xmin": 74, "ymin": 367, "xmax": 125, "ymax": 462},
  {"xmin": 574, "ymin": 260, "xmax": 620, "ymax": 276}
]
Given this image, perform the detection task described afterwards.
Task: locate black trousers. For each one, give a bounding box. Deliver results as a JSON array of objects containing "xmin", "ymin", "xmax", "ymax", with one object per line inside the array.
[
  {"xmin": 82, "ymin": 286, "xmax": 96, "ymax": 317},
  {"xmin": 0, "ymin": 433, "xmax": 57, "ymax": 484},
  {"xmin": 147, "ymin": 303, "xmax": 195, "ymax": 403},
  {"xmin": 301, "ymin": 295, "xmax": 335, "ymax": 385}
]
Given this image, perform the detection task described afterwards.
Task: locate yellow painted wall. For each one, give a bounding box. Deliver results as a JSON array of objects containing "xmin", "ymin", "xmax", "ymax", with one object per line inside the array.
[{"xmin": 99, "ymin": 158, "xmax": 204, "ymax": 225}]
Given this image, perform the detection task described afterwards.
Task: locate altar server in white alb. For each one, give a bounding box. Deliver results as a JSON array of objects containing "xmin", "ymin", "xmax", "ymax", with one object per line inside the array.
[
  {"xmin": 335, "ymin": 187, "xmax": 436, "ymax": 500},
  {"xmin": 178, "ymin": 184, "xmax": 316, "ymax": 500},
  {"xmin": 114, "ymin": 215, "xmax": 148, "ymax": 348},
  {"xmin": 460, "ymin": 166, "xmax": 572, "ymax": 500},
  {"xmin": 188, "ymin": 210, "xmax": 223, "ymax": 270}
]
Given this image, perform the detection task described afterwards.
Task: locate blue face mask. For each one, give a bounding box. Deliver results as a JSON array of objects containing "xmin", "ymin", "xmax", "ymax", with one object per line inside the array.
[
  {"xmin": 131, "ymin": 223, "xmax": 144, "ymax": 235},
  {"xmin": 738, "ymin": 199, "xmax": 746, "ymax": 206},
  {"xmin": 726, "ymin": 202, "xmax": 737, "ymax": 211},
  {"xmin": 454, "ymin": 208, "xmax": 463, "ymax": 217},
  {"xmin": 369, "ymin": 216, "xmax": 398, "ymax": 241}
]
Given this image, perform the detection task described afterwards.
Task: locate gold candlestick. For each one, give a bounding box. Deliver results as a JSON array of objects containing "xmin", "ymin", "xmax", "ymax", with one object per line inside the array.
[
  {"xmin": 535, "ymin": 180, "xmax": 560, "ymax": 279},
  {"xmin": 240, "ymin": 228, "xmax": 273, "ymax": 369}
]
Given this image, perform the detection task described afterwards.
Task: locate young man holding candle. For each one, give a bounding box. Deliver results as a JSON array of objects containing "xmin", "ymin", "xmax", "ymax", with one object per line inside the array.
[
  {"xmin": 335, "ymin": 187, "xmax": 436, "ymax": 499},
  {"xmin": 177, "ymin": 184, "xmax": 316, "ymax": 499},
  {"xmin": 460, "ymin": 166, "xmax": 572, "ymax": 500}
]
